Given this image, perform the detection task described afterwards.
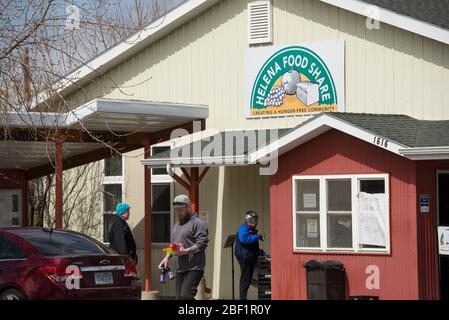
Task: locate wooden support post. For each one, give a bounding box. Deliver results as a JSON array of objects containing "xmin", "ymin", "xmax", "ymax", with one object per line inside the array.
[
  {"xmin": 190, "ymin": 168, "xmax": 199, "ymax": 213},
  {"xmin": 199, "ymin": 167, "xmax": 210, "ymax": 183},
  {"xmin": 142, "ymin": 138, "xmax": 152, "ymax": 292},
  {"xmin": 172, "ymin": 173, "xmax": 191, "ymax": 190},
  {"xmin": 181, "ymin": 168, "xmax": 191, "ymax": 181},
  {"xmin": 22, "ymin": 177, "xmax": 28, "ymax": 227},
  {"xmin": 55, "ymin": 139, "xmax": 63, "ymax": 229}
]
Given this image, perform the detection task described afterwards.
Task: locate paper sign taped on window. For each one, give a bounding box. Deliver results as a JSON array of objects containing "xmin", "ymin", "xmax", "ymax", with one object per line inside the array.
[
  {"xmin": 358, "ymin": 192, "xmax": 387, "ymax": 247},
  {"xmin": 303, "ymin": 193, "xmax": 317, "ymax": 209},
  {"xmin": 438, "ymin": 226, "xmax": 449, "ymax": 256}
]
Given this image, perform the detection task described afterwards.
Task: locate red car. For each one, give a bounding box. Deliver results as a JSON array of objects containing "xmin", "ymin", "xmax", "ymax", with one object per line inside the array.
[{"xmin": 0, "ymin": 228, "xmax": 141, "ymax": 300}]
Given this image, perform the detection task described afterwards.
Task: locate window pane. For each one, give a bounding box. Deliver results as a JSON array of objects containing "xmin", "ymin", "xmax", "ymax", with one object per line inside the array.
[
  {"xmin": 103, "ymin": 184, "xmax": 122, "ymax": 213},
  {"xmin": 152, "ymin": 214, "xmax": 171, "ymax": 243},
  {"xmin": 296, "ymin": 214, "xmax": 320, "ymax": 248},
  {"xmin": 327, "ymin": 214, "xmax": 352, "ymax": 248},
  {"xmin": 296, "ymin": 180, "xmax": 319, "ymax": 211},
  {"xmin": 105, "ymin": 156, "xmax": 122, "ymax": 176},
  {"xmin": 103, "ymin": 214, "xmax": 115, "ymax": 243},
  {"xmin": 0, "ymin": 237, "xmax": 25, "ymax": 259},
  {"xmin": 152, "ymin": 184, "xmax": 170, "ymax": 212},
  {"xmin": 360, "ymin": 179, "xmax": 385, "ymax": 194},
  {"xmin": 17, "ymin": 231, "xmax": 109, "ymax": 256},
  {"xmin": 153, "ymin": 168, "xmax": 168, "ymax": 175},
  {"xmin": 327, "ymin": 179, "xmax": 351, "ymax": 211},
  {"xmin": 152, "ymin": 147, "xmax": 170, "ymax": 175},
  {"xmin": 12, "ymin": 194, "xmax": 18, "ymax": 212}
]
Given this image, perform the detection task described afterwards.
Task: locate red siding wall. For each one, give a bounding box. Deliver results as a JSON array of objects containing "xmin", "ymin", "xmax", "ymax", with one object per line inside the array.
[
  {"xmin": 269, "ymin": 129, "xmax": 419, "ymax": 300},
  {"xmin": 416, "ymin": 161, "xmax": 449, "ymax": 300}
]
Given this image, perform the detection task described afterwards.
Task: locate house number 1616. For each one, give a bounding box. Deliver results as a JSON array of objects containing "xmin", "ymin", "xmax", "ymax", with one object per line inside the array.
[{"xmin": 373, "ymin": 136, "xmax": 389, "ymax": 148}]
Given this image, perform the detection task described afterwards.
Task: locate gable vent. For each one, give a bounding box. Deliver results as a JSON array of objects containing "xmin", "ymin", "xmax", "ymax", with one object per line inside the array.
[{"xmin": 248, "ymin": 1, "xmax": 272, "ymax": 45}]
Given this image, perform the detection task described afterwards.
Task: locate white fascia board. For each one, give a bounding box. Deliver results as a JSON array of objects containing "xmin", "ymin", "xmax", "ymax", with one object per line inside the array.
[
  {"xmin": 248, "ymin": 114, "xmax": 409, "ymax": 163},
  {"xmin": 4, "ymin": 97, "xmax": 208, "ymax": 131},
  {"xmin": 64, "ymin": 98, "xmax": 208, "ymax": 128},
  {"xmin": 1, "ymin": 112, "xmax": 64, "ymax": 128},
  {"xmin": 399, "ymin": 147, "xmax": 449, "ymax": 160},
  {"xmin": 95, "ymin": 99, "xmax": 209, "ymax": 119},
  {"xmin": 65, "ymin": 99, "xmax": 98, "ymax": 126},
  {"xmin": 320, "ymin": 0, "xmax": 449, "ymax": 45},
  {"xmin": 32, "ymin": 0, "xmax": 219, "ymax": 109}
]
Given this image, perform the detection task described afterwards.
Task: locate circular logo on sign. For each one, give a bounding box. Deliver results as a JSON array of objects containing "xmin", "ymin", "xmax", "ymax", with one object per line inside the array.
[{"xmin": 250, "ymin": 46, "xmax": 338, "ymax": 116}]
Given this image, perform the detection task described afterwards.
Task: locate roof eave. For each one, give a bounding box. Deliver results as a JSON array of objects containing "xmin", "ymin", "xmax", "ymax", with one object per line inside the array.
[
  {"xmin": 320, "ymin": 0, "xmax": 449, "ymax": 45},
  {"xmin": 399, "ymin": 146, "xmax": 449, "ymax": 160},
  {"xmin": 248, "ymin": 113, "xmax": 409, "ymax": 163},
  {"xmin": 32, "ymin": 0, "xmax": 220, "ymax": 109}
]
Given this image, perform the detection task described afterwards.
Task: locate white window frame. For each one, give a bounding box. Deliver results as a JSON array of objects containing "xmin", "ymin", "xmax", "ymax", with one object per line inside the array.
[
  {"xmin": 0, "ymin": 190, "xmax": 22, "ymax": 228},
  {"xmin": 437, "ymin": 170, "xmax": 449, "ymax": 226},
  {"xmin": 102, "ymin": 155, "xmax": 125, "ymax": 203},
  {"xmin": 292, "ymin": 174, "xmax": 390, "ymax": 254},
  {"xmin": 151, "ymin": 181, "xmax": 174, "ymax": 245},
  {"xmin": 101, "ymin": 155, "xmax": 125, "ymax": 244},
  {"xmin": 151, "ymin": 145, "xmax": 174, "ymax": 245}
]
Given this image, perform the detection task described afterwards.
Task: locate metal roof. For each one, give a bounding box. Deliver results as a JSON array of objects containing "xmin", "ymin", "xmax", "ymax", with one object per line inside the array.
[
  {"xmin": 143, "ymin": 112, "xmax": 449, "ymax": 169},
  {"xmin": 0, "ymin": 141, "xmax": 101, "ymax": 169},
  {"xmin": 1, "ymin": 98, "xmax": 208, "ymax": 171},
  {"xmin": 144, "ymin": 128, "xmax": 293, "ymax": 167},
  {"xmin": 2, "ymin": 98, "xmax": 208, "ymax": 133}
]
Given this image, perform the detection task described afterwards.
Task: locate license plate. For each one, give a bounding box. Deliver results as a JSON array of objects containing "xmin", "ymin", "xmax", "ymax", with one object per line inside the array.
[{"xmin": 94, "ymin": 272, "xmax": 113, "ymax": 285}]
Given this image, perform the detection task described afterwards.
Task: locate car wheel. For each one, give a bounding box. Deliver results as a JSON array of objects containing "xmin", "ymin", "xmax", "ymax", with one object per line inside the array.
[{"xmin": 0, "ymin": 289, "xmax": 27, "ymax": 300}]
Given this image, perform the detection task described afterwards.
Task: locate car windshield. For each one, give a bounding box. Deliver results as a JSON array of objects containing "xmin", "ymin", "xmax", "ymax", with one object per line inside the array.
[{"xmin": 17, "ymin": 230, "xmax": 112, "ymax": 257}]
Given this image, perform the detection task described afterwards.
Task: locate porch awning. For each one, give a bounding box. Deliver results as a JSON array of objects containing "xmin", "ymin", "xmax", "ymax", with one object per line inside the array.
[
  {"xmin": 250, "ymin": 112, "xmax": 449, "ymax": 162},
  {"xmin": 141, "ymin": 128, "xmax": 293, "ymax": 168},
  {"xmin": 141, "ymin": 112, "xmax": 449, "ymax": 170},
  {"xmin": 0, "ymin": 98, "xmax": 208, "ymax": 174},
  {"xmin": 2, "ymin": 98, "xmax": 208, "ymax": 133}
]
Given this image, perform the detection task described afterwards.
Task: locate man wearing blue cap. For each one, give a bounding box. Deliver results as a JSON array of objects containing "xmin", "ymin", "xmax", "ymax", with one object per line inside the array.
[{"xmin": 109, "ymin": 202, "xmax": 138, "ymax": 262}]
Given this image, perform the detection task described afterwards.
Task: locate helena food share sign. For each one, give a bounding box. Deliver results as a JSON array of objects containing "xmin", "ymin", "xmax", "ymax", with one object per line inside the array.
[{"xmin": 245, "ymin": 40, "xmax": 345, "ymax": 118}]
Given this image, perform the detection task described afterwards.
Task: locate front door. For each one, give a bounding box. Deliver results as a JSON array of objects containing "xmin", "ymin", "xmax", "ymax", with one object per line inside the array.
[
  {"xmin": 0, "ymin": 190, "xmax": 22, "ymax": 228},
  {"xmin": 438, "ymin": 172, "xmax": 449, "ymax": 300}
]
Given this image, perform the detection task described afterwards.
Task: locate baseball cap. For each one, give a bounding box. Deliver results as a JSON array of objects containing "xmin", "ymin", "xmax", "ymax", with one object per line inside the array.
[{"xmin": 173, "ymin": 194, "xmax": 190, "ymax": 208}]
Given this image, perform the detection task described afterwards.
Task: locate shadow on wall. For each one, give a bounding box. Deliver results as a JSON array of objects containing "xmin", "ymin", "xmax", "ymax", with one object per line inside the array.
[
  {"xmin": 129, "ymin": 166, "xmax": 220, "ymax": 298},
  {"xmin": 220, "ymin": 165, "xmax": 271, "ymax": 300}
]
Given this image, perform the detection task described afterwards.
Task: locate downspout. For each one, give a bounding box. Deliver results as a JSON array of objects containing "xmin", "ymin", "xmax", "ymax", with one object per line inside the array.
[{"xmin": 166, "ymin": 164, "xmax": 175, "ymax": 177}]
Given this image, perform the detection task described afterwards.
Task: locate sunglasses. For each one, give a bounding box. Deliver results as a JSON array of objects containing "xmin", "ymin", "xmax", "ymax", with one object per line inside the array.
[{"xmin": 173, "ymin": 202, "xmax": 188, "ymax": 207}]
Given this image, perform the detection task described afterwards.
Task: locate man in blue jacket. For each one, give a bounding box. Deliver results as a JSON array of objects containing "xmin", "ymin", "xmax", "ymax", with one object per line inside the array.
[{"xmin": 234, "ymin": 211, "xmax": 263, "ymax": 300}]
